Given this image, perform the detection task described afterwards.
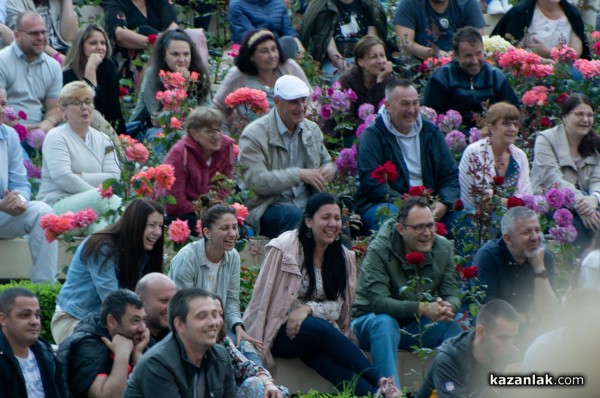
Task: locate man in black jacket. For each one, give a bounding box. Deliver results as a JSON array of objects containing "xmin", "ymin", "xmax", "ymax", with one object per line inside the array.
[
  {"xmin": 58, "ymin": 289, "xmax": 150, "ymax": 398},
  {"xmin": 415, "ymin": 299, "xmax": 520, "ymax": 398},
  {"xmin": 125, "ymin": 288, "xmax": 236, "ymax": 398},
  {"xmin": 0, "ymin": 287, "xmax": 66, "ymax": 397},
  {"xmin": 424, "ymin": 27, "xmax": 519, "ymax": 129}
]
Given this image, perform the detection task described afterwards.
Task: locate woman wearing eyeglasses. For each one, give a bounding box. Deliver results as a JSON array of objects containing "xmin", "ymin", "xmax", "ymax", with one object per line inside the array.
[
  {"xmin": 38, "ymin": 81, "xmax": 121, "ymax": 231},
  {"xmin": 531, "ymin": 93, "xmax": 600, "ymax": 249},
  {"xmin": 162, "ymin": 106, "xmax": 236, "ymax": 233},
  {"xmin": 459, "ymin": 102, "xmax": 532, "ymax": 211}
]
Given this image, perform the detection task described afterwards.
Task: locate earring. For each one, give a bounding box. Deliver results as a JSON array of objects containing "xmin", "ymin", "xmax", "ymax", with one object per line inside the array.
[
  {"xmin": 306, "ymin": 228, "xmax": 313, "ymax": 239},
  {"xmin": 334, "ymin": 234, "xmax": 340, "ymax": 241}
]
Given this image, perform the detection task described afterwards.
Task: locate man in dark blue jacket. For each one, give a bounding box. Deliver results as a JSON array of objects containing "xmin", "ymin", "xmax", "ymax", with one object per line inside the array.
[
  {"xmin": 356, "ymin": 78, "xmax": 460, "ymax": 231},
  {"xmin": 423, "ymin": 27, "xmax": 519, "ymax": 129},
  {"xmin": 0, "ymin": 287, "xmax": 66, "ymax": 397},
  {"xmin": 415, "ymin": 299, "xmax": 520, "ymax": 398}
]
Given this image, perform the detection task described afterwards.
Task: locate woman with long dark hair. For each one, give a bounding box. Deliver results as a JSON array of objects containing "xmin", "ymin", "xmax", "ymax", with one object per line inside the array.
[
  {"xmin": 51, "ymin": 198, "xmax": 165, "ymax": 344},
  {"xmin": 62, "ymin": 24, "xmax": 126, "ymax": 134},
  {"xmin": 214, "ymin": 29, "xmax": 310, "ymax": 132},
  {"xmin": 531, "ymin": 93, "xmax": 600, "ymax": 249},
  {"xmin": 130, "ymin": 28, "xmax": 211, "ymax": 126},
  {"xmin": 243, "ymin": 192, "xmax": 400, "ymax": 397}
]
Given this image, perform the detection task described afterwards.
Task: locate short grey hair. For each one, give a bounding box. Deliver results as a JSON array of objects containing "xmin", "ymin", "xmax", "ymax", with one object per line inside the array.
[{"xmin": 501, "ymin": 206, "xmax": 538, "ymax": 236}]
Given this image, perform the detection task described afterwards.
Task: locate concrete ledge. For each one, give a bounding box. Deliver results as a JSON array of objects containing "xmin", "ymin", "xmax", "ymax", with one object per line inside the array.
[
  {"xmin": 273, "ymin": 351, "xmax": 434, "ymax": 394},
  {"xmin": 0, "ymin": 238, "xmax": 70, "ymax": 280}
]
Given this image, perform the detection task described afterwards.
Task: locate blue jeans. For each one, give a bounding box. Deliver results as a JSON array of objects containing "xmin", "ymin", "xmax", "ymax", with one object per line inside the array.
[
  {"xmin": 260, "ymin": 204, "xmax": 303, "ymax": 239},
  {"xmin": 271, "ymin": 317, "xmax": 382, "ymax": 396},
  {"xmin": 362, "ymin": 202, "xmax": 399, "ymax": 232},
  {"xmin": 227, "ymin": 330, "xmax": 263, "ymax": 366},
  {"xmin": 351, "ymin": 313, "xmax": 462, "ymax": 384}
]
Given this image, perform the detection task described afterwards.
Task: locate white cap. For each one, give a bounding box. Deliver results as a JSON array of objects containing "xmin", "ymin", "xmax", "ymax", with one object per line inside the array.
[{"xmin": 274, "ymin": 75, "xmax": 310, "ymax": 100}]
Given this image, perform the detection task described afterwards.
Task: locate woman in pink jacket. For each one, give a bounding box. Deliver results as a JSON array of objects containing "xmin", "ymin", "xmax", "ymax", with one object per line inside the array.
[
  {"xmin": 162, "ymin": 107, "xmax": 236, "ymax": 233},
  {"xmin": 243, "ymin": 192, "xmax": 400, "ymax": 397}
]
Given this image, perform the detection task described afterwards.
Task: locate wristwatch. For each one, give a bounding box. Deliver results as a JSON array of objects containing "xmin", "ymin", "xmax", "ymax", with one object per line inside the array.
[{"xmin": 533, "ymin": 269, "xmax": 548, "ymax": 279}]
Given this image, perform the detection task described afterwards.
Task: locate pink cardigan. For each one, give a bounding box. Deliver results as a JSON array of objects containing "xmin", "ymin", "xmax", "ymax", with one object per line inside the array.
[
  {"xmin": 242, "ymin": 230, "xmax": 357, "ymax": 369},
  {"xmin": 163, "ymin": 134, "xmax": 236, "ymax": 216}
]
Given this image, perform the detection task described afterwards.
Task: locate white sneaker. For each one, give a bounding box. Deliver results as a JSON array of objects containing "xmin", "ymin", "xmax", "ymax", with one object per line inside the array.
[
  {"xmin": 500, "ymin": 0, "xmax": 513, "ymax": 11},
  {"xmin": 487, "ymin": 0, "xmax": 505, "ymax": 14}
]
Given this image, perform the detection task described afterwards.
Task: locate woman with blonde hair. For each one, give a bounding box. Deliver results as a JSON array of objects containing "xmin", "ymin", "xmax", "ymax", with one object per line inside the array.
[
  {"xmin": 38, "ymin": 81, "xmax": 121, "ymax": 226},
  {"xmin": 459, "ymin": 102, "xmax": 532, "ymax": 210},
  {"xmin": 62, "ymin": 24, "xmax": 126, "ymax": 135}
]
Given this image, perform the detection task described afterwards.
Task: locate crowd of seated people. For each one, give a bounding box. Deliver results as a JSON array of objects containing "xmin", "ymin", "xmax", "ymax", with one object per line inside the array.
[{"xmin": 3, "ymin": 1, "xmax": 600, "ymax": 397}]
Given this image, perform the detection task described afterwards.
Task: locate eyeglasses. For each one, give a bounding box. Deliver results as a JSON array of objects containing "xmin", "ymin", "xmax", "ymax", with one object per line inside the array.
[
  {"xmin": 403, "ymin": 222, "xmax": 436, "ymax": 234},
  {"xmin": 201, "ymin": 127, "xmax": 223, "ymax": 138},
  {"xmin": 572, "ymin": 112, "xmax": 595, "ymax": 120},
  {"xmin": 19, "ymin": 30, "xmax": 48, "ymax": 37},
  {"xmin": 66, "ymin": 98, "xmax": 94, "ymax": 107}
]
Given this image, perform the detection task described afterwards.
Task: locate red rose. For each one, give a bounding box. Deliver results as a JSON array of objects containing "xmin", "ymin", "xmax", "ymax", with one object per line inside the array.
[
  {"xmin": 405, "ymin": 252, "xmax": 426, "ymax": 266},
  {"xmin": 371, "ymin": 161, "xmax": 398, "ymax": 184},
  {"xmin": 17, "ymin": 110, "xmax": 27, "ymax": 120},
  {"xmin": 493, "ymin": 176, "xmax": 505, "ymax": 186},
  {"xmin": 119, "ymin": 87, "xmax": 128, "ymax": 97},
  {"xmin": 556, "ymin": 93, "xmax": 568, "ymax": 104},
  {"xmin": 506, "ymin": 196, "xmax": 526, "ymax": 209},
  {"xmin": 539, "ymin": 116, "xmax": 552, "ymax": 128},
  {"xmin": 459, "ymin": 265, "xmax": 478, "ymax": 280},
  {"xmin": 453, "ymin": 199, "xmax": 464, "ymax": 211},
  {"xmin": 148, "ymin": 34, "xmax": 158, "ymax": 45},
  {"xmin": 407, "ymin": 185, "xmax": 427, "ymax": 197},
  {"xmin": 595, "ymin": 41, "xmax": 600, "ymax": 56},
  {"xmin": 435, "ymin": 222, "xmax": 448, "ymax": 236}
]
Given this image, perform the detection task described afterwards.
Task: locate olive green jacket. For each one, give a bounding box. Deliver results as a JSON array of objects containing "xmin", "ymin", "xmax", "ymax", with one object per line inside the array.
[{"xmin": 351, "ymin": 218, "xmax": 461, "ymax": 324}]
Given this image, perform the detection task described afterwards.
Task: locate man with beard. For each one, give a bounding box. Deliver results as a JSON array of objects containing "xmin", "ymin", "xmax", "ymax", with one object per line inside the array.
[
  {"xmin": 135, "ymin": 272, "xmax": 177, "ymax": 346},
  {"xmin": 423, "ymin": 27, "xmax": 519, "ymax": 129},
  {"xmin": 0, "ymin": 288, "xmax": 65, "ymax": 397},
  {"xmin": 415, "ymin": 299, "xmax": 520, "ymax": 398},
  {"xmin": 474, "ymin": 206, "xmax": 559, "ymax": 339},
  {"xmin": 58, "ymin": 289, "xmax": 150, "ymax": 398}
]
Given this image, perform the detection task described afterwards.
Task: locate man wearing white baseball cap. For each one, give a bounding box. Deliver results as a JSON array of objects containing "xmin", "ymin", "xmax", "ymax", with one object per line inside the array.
[{"xmin": 238, "ymin": 74, "xmax": 337, "ymax": 238}]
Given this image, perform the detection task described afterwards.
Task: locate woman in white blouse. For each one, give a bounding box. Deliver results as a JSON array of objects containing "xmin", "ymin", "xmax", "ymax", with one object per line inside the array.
[{"xmin": 38, "ymin": 81, "xmax": 121, "ymax": 229}]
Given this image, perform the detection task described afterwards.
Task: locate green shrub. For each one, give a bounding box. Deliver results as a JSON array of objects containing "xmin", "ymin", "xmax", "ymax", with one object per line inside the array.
[{"xmin": 0, "ymin": 281, "xmax": 62, "ymax": 344}]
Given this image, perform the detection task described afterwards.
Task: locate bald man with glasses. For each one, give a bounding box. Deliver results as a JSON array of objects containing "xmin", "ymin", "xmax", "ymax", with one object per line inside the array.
[
  {"xmin": 351, "ymin": 196, "xmax": 463, "ymax": 386},
  {"xmin": 0, "ymin": 11, "xmax": 63, "ymax": 133}
]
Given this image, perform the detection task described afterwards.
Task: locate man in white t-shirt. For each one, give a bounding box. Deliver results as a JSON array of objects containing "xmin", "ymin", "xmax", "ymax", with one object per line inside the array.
[{"xmin": 0, "ymin": 287, "xmax": 66, "ymax": 397}]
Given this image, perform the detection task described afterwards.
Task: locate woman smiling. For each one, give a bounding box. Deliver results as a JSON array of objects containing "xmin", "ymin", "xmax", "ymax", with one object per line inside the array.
[
  {"xmin": 162, "ymin": 107, "xmax": 235, "ymax": 232},
  {"xmin": 532, "ymin": 93, "xmax": 600, "ymax": 248},
  {"xmin": 169, "ymin": 205, "xmax": 262, "ymax": 363}
]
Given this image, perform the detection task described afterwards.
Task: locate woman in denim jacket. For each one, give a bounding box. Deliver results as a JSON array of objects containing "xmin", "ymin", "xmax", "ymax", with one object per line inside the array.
[{"xmin": 50, "ymin": 198, "xmax": 165, "ymax": 344}]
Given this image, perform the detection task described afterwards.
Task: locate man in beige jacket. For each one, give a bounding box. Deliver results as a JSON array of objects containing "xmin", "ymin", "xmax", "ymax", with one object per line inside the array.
[{"xmin": 238, "ymin": 75, "xmax": 336, "ymax": 238}]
